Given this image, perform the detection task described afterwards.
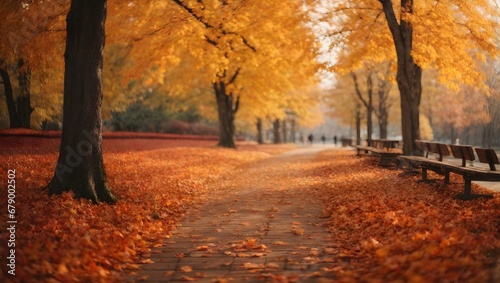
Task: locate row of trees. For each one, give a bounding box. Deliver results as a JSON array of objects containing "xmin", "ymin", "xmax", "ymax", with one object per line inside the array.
[
  {"xmin": 325, "ymin": 57, "xmax": 500, "ymax": 149},
  {"xmin": 1, "ymin": 0, "xmax": 324, "ymax": 203},
  {"xmin": 0, "ymin": 0, "xmax": 323, "ymax": 145},
  {"xmin": 2, "ymin": 0, "xmax": 499, "ymax": 203},
  {"xmin": 308, "ymin": 0, "xmax": 500, "ymax": 154}
]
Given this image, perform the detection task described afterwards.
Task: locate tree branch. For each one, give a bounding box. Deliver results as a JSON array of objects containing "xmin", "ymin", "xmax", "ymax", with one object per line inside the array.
[
  {"xmin": 228, "ymin": 68, "xmax": 240, "ymax": 85},
  {"xmin": 351, "ymin": 72, "xmax": 370, "ymax": 109},
  {"xmin": 171, "ymin": 0, "xmax": 256, "ymax": 52},
  {"xmin": 233, "ymin": 95, "xmax": 240, "ymax": 113},
  {"xmin": 378, "ymin": 0, "xmax": 404, "ymax": 56}
]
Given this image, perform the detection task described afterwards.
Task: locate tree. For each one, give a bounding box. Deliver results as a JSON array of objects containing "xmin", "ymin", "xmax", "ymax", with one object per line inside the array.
[
  {"xmin": 0, "ymin": 63, "xmax": 19, "ymax": 127},
  {"xmin": 0, "ymin": 59, "xmax": 35, "ymax": 129},
  {"xmin": 481, "ymin": 55, "xmax": 500, "ymax": 147},
  {"xmin": 168, "ymin": 0, "xmax": 322, "ymax": 148},
  {"xmin": 311, "ymin": 0, "xmax": 499, "ymax": 155},
  {"xmin": 47, "ymin": 0, "xmax": 117, "ymax": 204},
  {"xmin": 351, "ymin": 61, "xmax": 395, "ymax": 139},
  {"xmin": 351, "ymin": 71, "xmax": 374, "ymax": 141},
  {"xmin": 378, "ymin": 0, "xmax": 421, "ymax": 155},
  {"xmin": 0, "ymin": 0, "xmax": 67, "ymax": 129},
  {"xmin": 256, "ymin": 118, "xmax": 264, "ymax": 144},
  {"xmin": 213, "ymin": 68, "xmax": 240, "ymax": 147}
]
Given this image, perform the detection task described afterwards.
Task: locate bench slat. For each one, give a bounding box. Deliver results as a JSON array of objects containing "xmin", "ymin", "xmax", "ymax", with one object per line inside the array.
[
  {"xmin": 475, "ymin": 148, "xmax": 499, "ymax": 171},
  {"xmin": 449, "ymin": 144, "xmax": 475, "ymax": 167},
  {"xmin": 399, "ymin": 141, "xmax": 497, "ymax": 200}
]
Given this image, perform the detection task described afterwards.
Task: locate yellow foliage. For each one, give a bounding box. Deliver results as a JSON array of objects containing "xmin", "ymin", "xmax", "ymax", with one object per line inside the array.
[{"xmin": 311, "ymin": 0, "xmax": 499, "ymax": 91}]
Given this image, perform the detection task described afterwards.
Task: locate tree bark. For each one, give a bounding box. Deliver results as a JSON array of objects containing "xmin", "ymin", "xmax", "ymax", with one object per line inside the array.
[
  {"xmin": 378, "ymin": 104, "xmax": 389, "ymax": 139},
  {"xmin": 213, "ymin": 79, "xmax": 238, "ymax": 148},
  {"xmin": 290, "ymin": 118, "xmax": 296, "ymax": 143},
  {"xmin": 0, "ymin": 67, "xmax": 22, "ymax": 128},
  {"xmin": 282, "ymin": 119, "xmax": 287, "ymax": 143},
  {"xmin": 355, "ymin": 102, "xmax": 361, "ymax": 145},
  {"xmin": 273, "ymin": 119, "xmax": 281, "ymax": 144},
  {"xmin": 256, "ymin": 118, "xmax": 264, "ymax": 144},
  {"xmin": 16, "ymin": 58, "xmax": 34, "ymax": 128},
  {"xmin": 380, "ymin": 0, "xmax": 422, "ymax": 155},
  {"xmin": 377, "ymin": 75, "xmax": 391, "ymax": 139},
  {"xmin": 48, "ymin": 0, "xmax": 116, "ymax": 204},
  {"xmin": 352, "ymin": 72, "xmax": 374, "ymax": 141}
]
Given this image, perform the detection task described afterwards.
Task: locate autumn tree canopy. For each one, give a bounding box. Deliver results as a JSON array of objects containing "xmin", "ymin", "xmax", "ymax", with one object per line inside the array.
[
  {"xmin": 309, "ymin": 0, "xmax": 500, "ymax": 154},
  {"xmin": 1, "ymin": 0, "xmax": 323, "ymax": 145}
]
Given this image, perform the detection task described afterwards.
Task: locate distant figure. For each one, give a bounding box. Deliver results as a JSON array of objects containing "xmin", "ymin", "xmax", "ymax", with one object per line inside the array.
[
  {"xmin": 455, "ymin": 138, "xmax": 460, "ymax": 145},
  {"xmin": 333, "ymin": 135, "xmax": 338, "ymax": 146},
  {"xmin": 300, "ymin": 134, "xmax": 305, "ymax": 145},
  {"xmin": 321, "ymin": 135, "xmax": 326, "ymax": 145},
  {"xmin": 307, "ymin": 134, "xmax": 314, "ymax": 145}
]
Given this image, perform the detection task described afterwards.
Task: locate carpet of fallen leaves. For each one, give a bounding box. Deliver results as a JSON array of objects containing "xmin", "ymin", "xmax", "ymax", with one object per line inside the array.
[
  {"xmin": 312, "ymin": 150, "xmax": 500, "ymax": 283},
  {"xmin": 0, "ymin": 131, "xmax": 294, "ymax": 282}
]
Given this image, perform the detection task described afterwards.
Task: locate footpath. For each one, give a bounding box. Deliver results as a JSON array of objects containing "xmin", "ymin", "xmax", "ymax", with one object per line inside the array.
[{"xmin": 128, "ymin": 145, "xmax": 339, "ymax": 283}]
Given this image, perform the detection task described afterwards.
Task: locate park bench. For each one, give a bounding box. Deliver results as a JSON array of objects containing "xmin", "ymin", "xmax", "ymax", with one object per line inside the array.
[
  {"xmin": 341, "ymin": 138, "xmax": 353, "ymax": 147},
  {"xmin": 399, "ymin": 140, "xmax": 498, "ymax": 200},
  {"xmin": 354, "ymin": 138, "xmax": 402, "ymax": 167}
]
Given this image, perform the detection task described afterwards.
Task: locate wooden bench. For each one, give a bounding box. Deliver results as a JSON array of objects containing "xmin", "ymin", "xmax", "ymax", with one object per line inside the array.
[
  {"xmin": 354, "ymin": 139, "xmax": 402, "ymax": 167},
  {"xmin": 399, "ymin": 141, "xmax": 498, "ymax": 200},
  {"xmin": 341, "ymin": 138, "xmax": 353, "ymax": 147}
]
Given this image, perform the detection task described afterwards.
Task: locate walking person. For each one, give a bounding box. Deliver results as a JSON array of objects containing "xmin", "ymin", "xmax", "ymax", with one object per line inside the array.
[{"xmin": 307, "ymin": 134, "xmax": 314, "ymax": 145}]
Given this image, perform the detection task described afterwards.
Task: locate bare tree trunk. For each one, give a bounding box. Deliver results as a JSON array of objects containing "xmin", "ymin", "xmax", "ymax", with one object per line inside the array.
[
  {"xmin": 290, "ymin": 118, "xmax": 296, "ymax": 143},
  {"xmin": 16, "ymin": 58, "xmax": 34, "ymax": 128},
  {"xmin": 0, "ymin": 67, "xmax": 22, "ymax": 128},
  {"xmin": 380, "ymin": 0, "xmax": 422, "ymax": 155},
  {"xmin": 273, "ymin": 119, "xmax": 281, "ymax": 144},
  {"xmin": 378, "ymin": 104, "xmax": 389, "ymax": 139},
  {"xmin": 213, "ymin": 80, "xmax": 238, "ymax": 148},
  {"xmin": 48, "ymin": 0, "xmax": 116, "ymax": 204},
  {"xmin": 282, "ymin": 119, "xmax": 287, "ymax": 143},
  {"xmin": 352, "ymin": 72, "xmax": 373, "ymax": 140},
  {"xmin": 377, "ymin": 66, "xmax": 392, "ymax": 139},
  {"xmin": 355, "ymin": 102, "xmax": 361, "ymax": 145},
  {"xmin": 256, "ymin": 118, "xmax": 264, "ymax": 144}
]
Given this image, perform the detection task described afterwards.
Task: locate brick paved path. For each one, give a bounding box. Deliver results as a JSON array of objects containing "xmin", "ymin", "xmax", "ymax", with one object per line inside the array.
[{"xmin": 130, "ymin": 147, "xmax": 339, "ymax": 282}]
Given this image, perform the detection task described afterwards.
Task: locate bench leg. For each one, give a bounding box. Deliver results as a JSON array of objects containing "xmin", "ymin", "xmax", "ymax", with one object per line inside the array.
[
  {"xmin": 422, "ymin": 168, "xmax": 427, "ymax": 181},
  {"xmin": 455, "ymin": 177, "xmax": 494, "ymax": 200},
  {"xmin": 444, "ymin": 170, "xmax": 450, "ymax": 184}
]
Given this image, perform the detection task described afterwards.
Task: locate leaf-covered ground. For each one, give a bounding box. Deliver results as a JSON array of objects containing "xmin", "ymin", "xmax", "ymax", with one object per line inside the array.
[
  {"xmin": 0, "ymin": 133, "xmax": 498, "ymax": 282},
  {"xmin": 312, "ymin": 150, "xmax": 500, "ymax": 283},
  {"xmin": 0, "ymin": 132, "xmax": 294, "ymax": 282}
]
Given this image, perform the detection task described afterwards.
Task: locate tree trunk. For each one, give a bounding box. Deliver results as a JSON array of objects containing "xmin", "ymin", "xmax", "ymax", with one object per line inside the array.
[
  {"xmin": 355, "ymin": 103, "xmax": 361, "ymax": 145},
  {"xmin": 256, "ymin": 118, "xmax": 264, "ymax": 144},
  {"xmin": 377, "ymin": 71, "xmax": 391, "ymax": 139},
  {"xmin": 380, "ymin": 0, "xmax": 422, "ymax": 155},
  {"xmin": 482, "ymin": 122, "xmax": 492, "ymax": 148},
  {"xmin": 352, "ymin": 72, "xmax": 373, "ymax": 141},
  {"xmin": 366, "ymin": 74, "xmax": 373, "ymax": 140},
  {"xmin": 213, "ymin": 79, "xmax": 238, "ymax": 148},
  {"xmin": 450, "ymin": 125, "xmax": 456, "ymax": 144},
  {"xmin": 378, "ymin": 108, "xmax": 388, "ymax": 139},
  {"xmin": 0, "ymin": 67, "xmax": 22, "ymax": 128},
  {"xmin": 48, "ymin": 0, "xmax": 116, "ymax": 204},
  {"xmin": 290, "ymin": 118, "xmax": 296, "ymax": 143},
  {"xmin": 273, "ymin": 119, "xmax": 281, "ymax": 144},
  {"xmin": 282, "ymin": 119, "xmax": 287, "ymax": 143},
  {"xmin": 16, "ymin": 58, "xmax": 34, "ymax": 128}
]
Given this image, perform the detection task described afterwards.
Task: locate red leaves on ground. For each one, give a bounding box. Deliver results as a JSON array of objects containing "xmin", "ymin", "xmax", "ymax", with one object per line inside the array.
[
  {"xmin": 0, "ymin": 134, "xmax": 294, "ymax": 282},
  {"xmin": 312, "ymin": 150, "xmax": 500, "ymax": 283}
]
